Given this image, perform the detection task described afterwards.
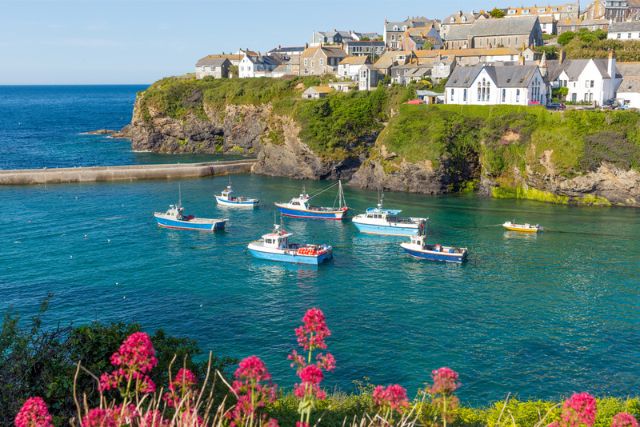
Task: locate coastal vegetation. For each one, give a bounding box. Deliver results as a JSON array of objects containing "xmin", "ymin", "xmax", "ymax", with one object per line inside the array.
[
  {"xmin": 6, "ymin": 303, "xmax": 640, "ymax": 426},
  {"xmin": 559, "ymin": 29, "xmax": 640, "ymax": 62}
]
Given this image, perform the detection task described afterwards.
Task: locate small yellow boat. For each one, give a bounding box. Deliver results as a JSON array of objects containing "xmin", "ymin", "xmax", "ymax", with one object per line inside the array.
[{"xmin": 502, "ymin": 221, "xmax": 543, "ymax": 233}]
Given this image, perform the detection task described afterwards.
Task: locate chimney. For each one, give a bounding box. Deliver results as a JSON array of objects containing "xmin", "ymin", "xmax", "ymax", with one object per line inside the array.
[
  {"xmin": 608, "ymin": 49, "xmax": 615, "ymax": 78},
  {"xmin": 539, "ymin": 51, "xmax": 548, "ymax": 77},
  {"xmin": 559, "ymin": 49, "xmax": 566, "ymax": 64},
  {"xmin": 519, "ymin": 53, "xmax": 525, "ymax": 66}
]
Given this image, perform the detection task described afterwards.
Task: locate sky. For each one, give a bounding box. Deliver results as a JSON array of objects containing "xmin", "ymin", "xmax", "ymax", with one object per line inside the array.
[{"xmin": 1, "ymin": 0, "xmax": 586, "ymax": 84}]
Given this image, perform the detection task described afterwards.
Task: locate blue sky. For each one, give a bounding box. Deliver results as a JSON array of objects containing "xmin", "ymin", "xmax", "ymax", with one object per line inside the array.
[{"xmin": 1, "ymin": 0, "xmax": 585, "ymax": 84}]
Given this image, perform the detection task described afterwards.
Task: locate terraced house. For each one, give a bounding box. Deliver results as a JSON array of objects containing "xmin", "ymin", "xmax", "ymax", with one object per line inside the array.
[
  {"xmin": 301, "ymin": 46, "xmax": 347, "ymax": 76},
  {"xmin": 383, "ymin": 17, "xmax": 440, "ymax": 50},
  {"xmin": 444, "ymin": 16, "xmax": 543, "ymax": 50}
]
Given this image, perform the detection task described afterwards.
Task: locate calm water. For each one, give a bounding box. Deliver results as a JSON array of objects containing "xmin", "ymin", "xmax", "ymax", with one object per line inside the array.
[{"xmin": 1, "ymin": 86, "xmax": 639, "ymax": 404}]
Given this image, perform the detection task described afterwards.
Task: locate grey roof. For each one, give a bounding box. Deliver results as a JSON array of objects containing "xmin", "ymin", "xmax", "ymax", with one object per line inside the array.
[
  {"xmin": 446, "ymin": 64, "xmax": 541, "ymax": 88},
  {"xmin": 617, "ymin": 62, "xmax": 640, "ymax": 77},
  {"xmin": 445, "ymin": 16, "xmax": 539, "ymax": 40},
  {"xmin": 268, "ymin": 46, "xmax": 305, "ymax": 54},
  {"xmin": 196, "ymin": 57, "xmax": 231, "ymax": 67},
  {"xmin": 608, "ymin": 21, "xmax": 640, "ymax": 32},
  {"xmin": 246, "ymin": 54, "xmax": 282, "ymax": 67},
  {"xmin": 344, "ymin": 40, "xmax": 386, "ymax": 46},
  {"xmin": 385, "ymin": 17, "xmax": 438, "ymax": 31},
  {"xmin": 618, "ymin": 77, "xmax": 640, "ymax": 93},
  {"xmin": 546, "ymin": 58, "xmax": 619, "ymax": 81}
]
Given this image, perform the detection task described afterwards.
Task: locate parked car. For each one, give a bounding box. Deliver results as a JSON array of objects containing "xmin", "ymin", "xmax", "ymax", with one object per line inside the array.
[{"xmin": 546, "ymin": 102, "xmax": 566, "ymax": 111}]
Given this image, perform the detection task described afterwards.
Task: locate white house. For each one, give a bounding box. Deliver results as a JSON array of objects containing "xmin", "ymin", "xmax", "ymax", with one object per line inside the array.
[
  {"xmin": 337, "ymin": 56, "xmax": 370, "ymax": 80},
  {"xmin": 238, "ymin": 50, "xmax": 281, "ymax": 78},
  {"xmin": 607, "ymin": 21, "xmax": 640, "ymax": 40},
  {"xmin": 358, "ymin": 64, "xmax": 379, "ymax": 91},
  {"xmin": 615, "ymin": 62, "xmax": 640, "ymax": 108},
  {"xmin": 445, "ymin": 63, "xmax": 549, "ymax": 105},
  {"xmin": 547, "ymin": 53, "xmax": 621, "ymax": 105}
]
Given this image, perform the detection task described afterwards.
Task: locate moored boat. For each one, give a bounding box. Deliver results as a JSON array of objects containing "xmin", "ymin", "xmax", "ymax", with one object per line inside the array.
[
  {"xmin": 400, "ymin": 233, "xmax": 468, "ymax": 263},
  {"xmin": 154, "ymin": 204, "xmax": 227, "ymax": 231},
  {"xmin": 215, "ymin": 184, "xmax": 259, "ymax": 208},
  {"xmin": 502, "ymin": 221, "xmax": 543, "ymax": 233},
  {"xmin": 247, "ymin": 224, "xmax": 333, "ymax": 265},
  {"xmin": 352, "ymin": 196, "xmax": 427, "ymax": 236},
  {"xmin": 275, "ymin": 181, "xmax": 348, "ymax": 220}
]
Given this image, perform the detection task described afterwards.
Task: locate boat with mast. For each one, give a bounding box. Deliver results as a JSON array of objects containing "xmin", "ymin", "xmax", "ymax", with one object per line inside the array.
[
  {"xmin": 400, "ymin": 221, "xmax": 468, "ymax": 263},
  {"xmin": 154, "ymin": 186, "xmax": 227, "ymax": 231},
  {"xmin": 215, "ymin": 178, "xmax": 259, "ymax": 208},
  {"xmin": 274, "ymin": 180, "xmax": 348, "ymax": 220},
  {"xmin": 352, "ymin": 193, "xmax": 427, "ymax": 236}
]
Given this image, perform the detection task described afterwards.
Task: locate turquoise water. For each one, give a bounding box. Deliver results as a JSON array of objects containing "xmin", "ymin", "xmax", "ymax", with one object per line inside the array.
[{"xmin": 1, "ymin": 86, "xmax": 639, "ymax": 404}]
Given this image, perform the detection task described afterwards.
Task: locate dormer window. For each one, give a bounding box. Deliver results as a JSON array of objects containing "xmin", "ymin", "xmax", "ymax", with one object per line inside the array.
[
  {"xmin": 461, "ymin": 16, "xmax": 467, "ymax": 22},
  {"xmin": 393, "ymin": 25, "xmax": 399, "ymax": 31}
]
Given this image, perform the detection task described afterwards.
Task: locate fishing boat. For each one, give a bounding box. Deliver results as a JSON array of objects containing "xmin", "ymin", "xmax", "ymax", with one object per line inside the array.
[
  {"xmin": 247, "ymin": 224, "xmax": 333, "ymax": 265},
  {"xmin": 275, "ymin": 181, "xmax": 348, "ymax": 220},
  {"xmin": 154, "ymin": 204, "xmax": 227, "ymax": 231},
  {"xmin": 502, "ymin": 221, "xmax": 543, "ymax": 233},
  {"xmin": 352, "ymin": 195, "xmax": 427, "ymax": 236},
  {"xmin": 215, "ymin": 184, "xmax": 259, "ymax": 208},
  {"xmin": 400, "ymin": 228, "xmax": 468, "ymax": 263}
]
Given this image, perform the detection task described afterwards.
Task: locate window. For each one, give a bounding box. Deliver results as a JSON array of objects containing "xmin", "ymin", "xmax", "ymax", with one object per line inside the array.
[
  {"xmin": 590, "ymin": 80, "xmax": 595, "ymax": 88},
  {"xmin": 463, "ymin": 89, "xmax": 467, "ymax": 101},
  {"xmin": 450, "ymin": 89, "xmax": 455, "ymax": 101},
  {"xmin": 516, "ymin": 89, "xmax": 521, "ymax": 103},
  {"xmin": 617, "ymin": 33, "xmax": 622, "ymax": 39},
  {"xmin": 477, "ymin": 78, "xmax": 490, "ymax": 102},
  {"xmin": 629, "ymin": 33, "xmax": 633, "ymax": 39},
  {"xmin": 319, "ymin": 58, "xmax": 324, "ymax": 66},
  {"xmin": 502, "ymin": 89, "xmax": 506, "ymax": 103}
]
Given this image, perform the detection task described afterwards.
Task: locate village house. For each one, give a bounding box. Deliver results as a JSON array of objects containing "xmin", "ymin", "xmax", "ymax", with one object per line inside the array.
[
  {"xmin": 390, "ymin": 63, "xmax": 433, "ymax": 85},
  {"xmin": 581, "ymin": 0, "xmax": 606, "ymax": 19},
  {"xmin": 401, "ymin": 25, "xmax": 444, "ymax": 51},
  {"xmin": 546, "ymin": 52, "xmax": 621, "ymax": 105},
  {"xmin": 443, "ymin": 16, "xmax": 543, "ymax": 50},
  {"xmin": 337, "ymin": 56, "xmax": 370, "ymax": 80},
  {"xmin": 414, "ymin": 47, "xmax": 536, "ymax": 67},
  {"xmin": 238, "ymin": 50, "xmax": 281, "ymax": 78},
  {"xmin": 556, "ymin": 17, "xmax": 609, "ymax": 34},
  {"xmin": 608, "ymin": 21, "xmax": 640, "ymax": 40},
  {"xmin": 328, "ymin": 81, "xmax": 358, "ymax": 92},
  {"xmin": 441, "ymin": 10, "xmax": 489, "ymax": 39},
  {"xmin": 383, "ymin": 17, "xmax": 440, "ymax": 50},
  {"xmin": 302, "ymin": 86, "xmax": 333, "ymax": 99},
  {"xmin": 301, "ymin": 46, "xmax": 347, "ymax": 76},
  {"xmin": 445, "ymin": 62, "xmax": 549, "ymax": 105},
  {"xmin": 343, "ymin": 40, "xmax": 386, "ymax": 58},
  {"xmin": 372, "ymin": 50, "xmax": 414, "ymax": 75},
  {"xmin": 358, "ymin": 64, "xmax": 379, "ymax": 91},
  {"xmin": 311, "ymin": 30, "xmax": 380, "ymax": 46},
  {"xmin": 615, "ymin": 62, "xmax": 640, "ymax": 108},
  {"xmin": 195, "ymin": 57, "xmax": 231, "ymax": 79},
  {"xmin": 604, "ymin": 0, "xmax": 640, "ymax": 21},
  {"xmin": 503, "ymin": 2, "xmax": 580, "ymax": 32}
]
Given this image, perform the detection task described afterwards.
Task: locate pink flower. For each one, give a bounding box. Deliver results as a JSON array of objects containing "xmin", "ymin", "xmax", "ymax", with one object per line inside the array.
[
  {"xmin": 373, "ymin": 384, "xmax": 410, "ymax": 413},
  {"xmin": 316, "ymin": 353, "xmax": 336, "ymax": 372},
  {"xmin": 429, "ymin": 367, "xmax": 460, "ymax": 395},
  {"xmin": 110, "ymin": 332, "xmax": 158, "ymax": 373},
  {"xmin": 296, "ymin": 422, "xmax": 310, "ymax": 427},
  {"xmin": 561, "ymin": 393, "xmax": 597, "ymax": 427},
  {"xmin": 266, "ymin": 418, "xmax": 280, "ymax": 427},
  {"xmin": 295, "ymin": 308, "xmax": 331, "ymax": 351},
  {"xmin": 81, "ymin": 408, "xmax": 117, "ymax": 427},
  {"xmin": 288, "ymin": 350, "xmax": 305, "ymax": 371},
  {"xmin": 235, "ymin": 355, "xmax": 272, "ymax": 383},
  {"xmin": 547, "ymin": 422, "xmax": 560, "ymax": 427},
  {"xmin": 612, "ymin": 413, "xmax": 639, "ymax": 427},
  {"xmin": 14, "ymin": 397, "xmax": 53, "ymax": 427},
  {"xmin": 170, "ymin": 368, "xmax": 197, "ymax": 392},
  {"xmin": 140, "ymin": 410, "xmax": 170, "ymax": 427},
  {"xmin": 299, "ymin": 365, "xmax": 324, "ymax": 385}
]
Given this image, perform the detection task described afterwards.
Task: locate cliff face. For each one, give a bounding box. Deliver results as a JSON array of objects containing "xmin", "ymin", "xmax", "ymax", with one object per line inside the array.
[{"xmin": 125, "ymin": 79, "xmax": 640, "ymax": 207}]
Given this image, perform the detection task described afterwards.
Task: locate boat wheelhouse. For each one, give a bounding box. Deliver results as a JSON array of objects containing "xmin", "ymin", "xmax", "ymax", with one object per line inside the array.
[
  {"xmin": 275, "ymin": 181, "xmax": 348, "ymax": 220},
  {"xmin": 154, "ymin": 204, "xmax": 227, "ymax": 231},
  {"xmin": 352, "ymin": 198, "xmax": 427, "ymax": 236},
  {"xmin": 401, "ymin": 233, "xmax": 468, "ymax": 263},
  {"xmin": 215, "ymin": 185, "xmax": 259, "ymax": 208},
  {"xmin": 502, "ymin": 221, "xmax": 543, "ymax": 233},
  {"xmin": 247, "ymin": 224, "xmax": 333, "ymax": 265}
]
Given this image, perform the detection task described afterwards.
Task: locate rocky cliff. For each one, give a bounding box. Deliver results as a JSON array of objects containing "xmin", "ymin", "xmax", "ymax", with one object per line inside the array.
[{"xmin": 123, "ymin": 77, "xmax": 640, "ymax": 207}]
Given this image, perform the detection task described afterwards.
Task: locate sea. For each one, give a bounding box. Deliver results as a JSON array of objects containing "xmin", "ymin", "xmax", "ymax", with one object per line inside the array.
[{"xmin": 1, "ymin": 85, "xmax": 639, "ymax": 405}]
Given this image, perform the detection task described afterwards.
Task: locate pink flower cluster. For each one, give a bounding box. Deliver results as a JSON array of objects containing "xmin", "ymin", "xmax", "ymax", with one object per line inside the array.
[
  {"xmin": 81, "ymin": 404, "xmax": 139, "ymax": 427},
  {"xmin": 14, "ymin": 397, "xmax": 53, "ymax": 427},
  {"xmin": 612, "ymin": 413, "xmax": 639, "ymax": 427},
  {"xmin": 560, "ymin": 392, "xmax": 597, "ymax": 427},
  {"xmin": 99, "ymin": 332, "xmax": 158, "ymax": 395},
  {"xmin": 228, "ymin": 356, "xmax": 278, "ymax": 427},
  {"xmin": 429, "ymin": 367, "xmax": 460, "ymax": 395},
  {"xmin": 289, "ymin": 308, "xmax": 336, "ymax": 402},
  {"xmin": 373, "ymin": 384, "xmax": 410, "ymax": 413},
  {"xmin": 163, "ymin": 368, "xmax": 198, "ymax": 408}
]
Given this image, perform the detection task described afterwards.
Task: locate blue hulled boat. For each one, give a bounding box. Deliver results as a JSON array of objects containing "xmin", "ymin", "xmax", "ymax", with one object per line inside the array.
[
  {"xmin": 400, "ymin": 232, "xmax": 468, "ymax": 263},
  {"xmin": 247, "ymin": 224, "xmax": 333, "ymax": 265},
  {"xmin": 275, "ymin": 181, "xmax": 348, "ymax": 220},
  {"xmin": 215, "ymin": 185, "xmax": 259, "ymax": 208},
  {"xmin": 154, "ymin": 204, "xmax": 227, "ymax": 232},
  {"xmin": 352, "ymin": 196, "xmax": 427, "ymax": 236}
]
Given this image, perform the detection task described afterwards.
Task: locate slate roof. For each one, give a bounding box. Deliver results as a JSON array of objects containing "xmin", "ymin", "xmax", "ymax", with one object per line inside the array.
[
  {"xmin": 385, "ymin": 17, "xmax": 438, "ymax": 31},
  {"xmin": 616, "ymin": 62, "xmax": 640, "ymax": 77},
  {"xmin": 546, "ymin": 58, "xmax": 619, "ymax": 81},
  {"xmin": 195, "ymin": 57, "xmax": 231, "ymax": 67},
  {"xmin": 618, "ymin": 77, "xmax": 640, "ymax": 93},
  {"xmin": 445, "ymin": 16, "xmax": 539, "ymax": 40},
  {"xmin": 446, "ymin": 64, "xmax": 540, "ymax": 88},
  {"xmin": 268, "ymin": 46, "xmax": 306, "ymax": 54},
  {"xmin": 414, "ymin": 47, "xmax": 520, "ymax": 58},
  {"xmin": 609, "ymin": 21, "xmax": 640, "ymax": 33}
]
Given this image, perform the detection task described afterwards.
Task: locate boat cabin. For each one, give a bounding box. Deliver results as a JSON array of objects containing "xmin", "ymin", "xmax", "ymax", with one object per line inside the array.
[
  {"xmin": 221, "ymin": 186, "xmax": 234, "ymax": 199},
  {"xmin": 166, "ymin": 204, "xmax": 184, "ymax": 220},
  {"xmin": 261, "ymin": 226, "xmax": 293, "ymax": 249},
  {"xmin": 288, "ymin": 194, "xmax": 311, "ymax": 208}
]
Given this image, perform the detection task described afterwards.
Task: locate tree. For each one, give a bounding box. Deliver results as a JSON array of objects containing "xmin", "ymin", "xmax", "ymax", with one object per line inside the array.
[
  {"xmin": 558, "ymin": 31, "xmax": 577, "ymax": 46},
  {"xmin": 489, "ymin": 7, "xmax": 506, "ymax": 18}
]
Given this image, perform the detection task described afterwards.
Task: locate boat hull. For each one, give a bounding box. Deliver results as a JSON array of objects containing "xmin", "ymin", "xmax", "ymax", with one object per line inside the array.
[
  {"xmin": 154, "ymin": 215, "xmax": 226, "ymax": 231},
  {"xmin": 401, "ymin": 243, "xmax": 467, "ymax": 263},
  {"xmin": 502, "ymin": 225, "xmax": 540, "ymax": 233},
  {"xmin": 215, "ymin": 196, "xmax": 259, "ymax": 208},
  {"xmin": 352, "ymin": 221, "xmax": 420, "ymax": 236},
  {"xmin": 275, "ymin": 204, "xmax": 347, "ymax": 220},
  {"xmin": 248, "ymin": 246, "xmax": 333, "ymax": 265}
]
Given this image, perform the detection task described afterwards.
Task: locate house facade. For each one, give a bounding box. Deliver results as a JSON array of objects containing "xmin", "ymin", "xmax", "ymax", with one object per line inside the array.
[
  {"xmin": 444, "ymin": 16, "xmax": 544, "ymax": 50},
  {"xmin": 238, "ymin": 51, "xmax": 281, "ymax": 78},
  {"xmin": 301, "ymin": 46, "xmax": 347, "ymax": 75},
  {"xmin": 608, "ymin": 21, "xmax": 640, "ymax": 40},
  {"xmin": 195, "ymin": 57, "xmax": 231, "ymax": 79},
  {"xmin": 616, "ymin": 62, "xmax": 640, "ymax": 107},
  {"xmin": 337, "ymin": 56, "xmax": 370, "ymax": 80},
  {"xmin": 445, "ymin": 63, "xmax": 549, "ymax": 105},
  {"xmin": 311, "ymin": 30, "xmax": 353, "ymax": 45},
  {"xmin": 343, "ymin": 41, "xmax": 386, "ymax": 58},
  {"xmin": 547, "ymin": 53, "xmax": 621, "ymax": 105},
  {"xmin": 441, "ymin": 11, "xmax": 489, "ymax": 39},
  {"xmin": 401, "ymin": 26, "xmax": 444, "ymax": 50},
  {"xmin": 383, "ymin": 17, "xmax": 440, "ymax": 50},
  {"xmin": 557, "ymin": 18, "xmax": 608, "ymax": 34},
  {"xmin": 358, "ymin": 64, "xmax": 379, "ymax": 91},
  {"xmin": 302, "ymin": 86, "xmax": 333, "ymax": 99}
]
